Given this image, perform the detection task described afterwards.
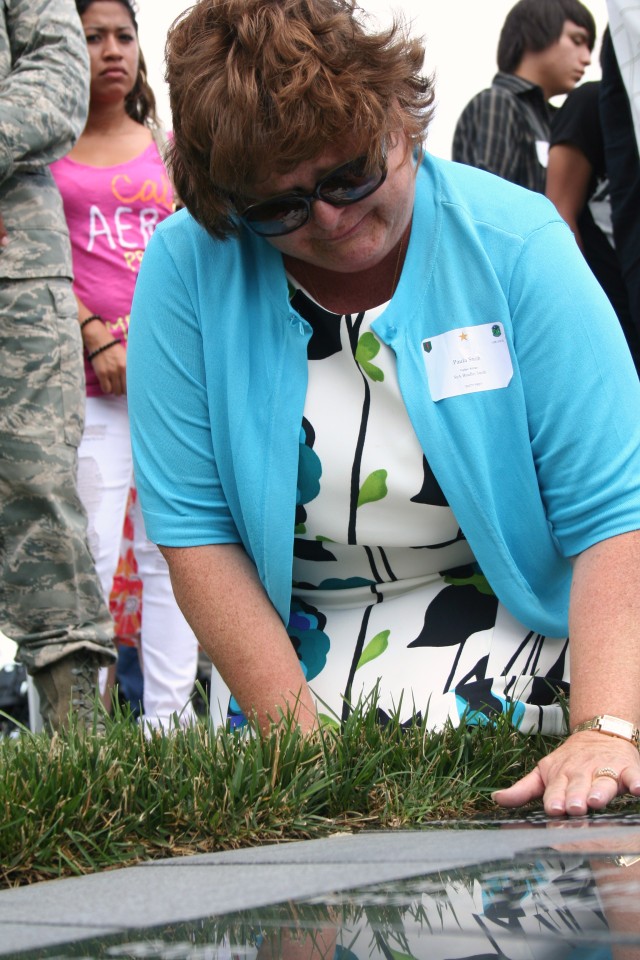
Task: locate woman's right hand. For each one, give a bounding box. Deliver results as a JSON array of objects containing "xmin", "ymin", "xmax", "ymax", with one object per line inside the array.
[
  {"xmin": 81, "ymin": 319, "xmax": 127, "ymax": 395},
  {"xmin": 160, "ymin": 542, "xmax": 319, "ymax": 736},
  {"xmin": 90, "ymin": 341, "xmax": 127, "ymax": 396}
]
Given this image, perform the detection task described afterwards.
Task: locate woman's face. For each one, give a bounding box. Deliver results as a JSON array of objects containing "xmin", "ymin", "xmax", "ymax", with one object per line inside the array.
[
  {"xmin": 81, "ymin": 1, "xmax": 139, "ymax": 103},
  {"xmin": 248, "ymin": 134, "xmax": 417, "ymax": 274}
]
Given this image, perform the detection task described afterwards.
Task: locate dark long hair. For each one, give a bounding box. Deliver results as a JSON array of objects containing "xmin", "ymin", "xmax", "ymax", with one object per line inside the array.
[
  {"xmin": 76, "ymin": 0, "xmax": 158, "ymax": 126},
  {"xmin": 497, "ymin": 0, "xmax": 596, "ymax": 73}
]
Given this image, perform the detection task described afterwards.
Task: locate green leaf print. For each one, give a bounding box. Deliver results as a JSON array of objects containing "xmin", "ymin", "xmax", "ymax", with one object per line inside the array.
[
  {"xmin": 356, "ymin": 630, "xmax": 390, "ymax": 670},
  {"xmin": 444, "ymin": 571, "xmax": 495, "ymax": 596},
  {"xmin": 355, "ymin": 331, "xmax": 384, "ymax": 382},
  {"xmin": 388, "ymin": 951, "xmax": 418, "ymax": 960},
  {"xmin": 317, "ymin": 713, "xmax": 341, "ymax": 729},
  {"xmin": 357, "ymin": 469, "xmax": 388, "ymax": 507}
]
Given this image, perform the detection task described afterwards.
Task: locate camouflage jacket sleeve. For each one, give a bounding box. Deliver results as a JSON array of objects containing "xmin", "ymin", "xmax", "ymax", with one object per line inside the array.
[{"xmin": 0, "ymin": 0, "xmax": 90, "ymax": 184}]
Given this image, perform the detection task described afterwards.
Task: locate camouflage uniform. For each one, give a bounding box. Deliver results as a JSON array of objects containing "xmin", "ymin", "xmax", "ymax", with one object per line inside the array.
[{"xmin": 0, "ymin": 0, "xmax": 115, "ymax": 674}]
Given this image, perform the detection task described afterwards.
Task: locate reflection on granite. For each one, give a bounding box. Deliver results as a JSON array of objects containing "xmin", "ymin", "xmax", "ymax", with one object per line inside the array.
[
  {"xmin": 437, "ymin": 810, "xmax": 640, "ymax": 828},
  {"xmin": 14, "ymin": 843, "xmax": 640, "ymax": 959}
]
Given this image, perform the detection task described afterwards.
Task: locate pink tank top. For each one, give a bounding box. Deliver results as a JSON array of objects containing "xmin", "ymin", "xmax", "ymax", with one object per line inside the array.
[{"xmin": 51, "ymin": 141, "xmax": 174, "ymax": 396}]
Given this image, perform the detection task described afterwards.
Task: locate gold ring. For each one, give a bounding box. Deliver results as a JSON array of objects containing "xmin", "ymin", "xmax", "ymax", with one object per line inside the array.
[{"xmin": 593, "ymin": 767, "xmax": 619, "ymax": 782}]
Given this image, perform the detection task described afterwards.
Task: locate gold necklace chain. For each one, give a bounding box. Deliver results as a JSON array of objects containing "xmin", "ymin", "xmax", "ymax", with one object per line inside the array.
[{"xmin": 389, "ymin": 223, "xmax": 409, "ymax": 298}]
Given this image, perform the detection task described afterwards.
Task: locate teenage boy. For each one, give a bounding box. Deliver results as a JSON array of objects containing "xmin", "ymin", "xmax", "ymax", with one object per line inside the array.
[{"xmin": 452, "ymin": 0, "xmax": 595, "ymax": 192}]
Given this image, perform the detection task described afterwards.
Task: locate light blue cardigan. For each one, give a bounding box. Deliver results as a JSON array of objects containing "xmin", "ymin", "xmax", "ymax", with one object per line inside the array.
[{"xmin": 128, "ymin": 154, "xmax": 640, "ymax": 638}]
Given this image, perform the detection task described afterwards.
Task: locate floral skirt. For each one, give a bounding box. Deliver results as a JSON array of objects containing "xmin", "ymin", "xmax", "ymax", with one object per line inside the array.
[{"xmin": 228, "ymin": 563, "xmax": 570, "ymax": 734}]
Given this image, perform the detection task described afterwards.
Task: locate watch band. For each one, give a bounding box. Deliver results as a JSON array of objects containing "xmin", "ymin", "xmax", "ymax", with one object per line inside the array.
[{"xmin": 572, "ymin": 714, "xmax": 640, "ymax": 747}]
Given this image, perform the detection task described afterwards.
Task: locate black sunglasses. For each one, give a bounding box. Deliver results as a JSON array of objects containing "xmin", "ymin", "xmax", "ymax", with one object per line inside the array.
[{"xmin": 240, "ymin": 153, "xmax": 387, "ymax": 237}]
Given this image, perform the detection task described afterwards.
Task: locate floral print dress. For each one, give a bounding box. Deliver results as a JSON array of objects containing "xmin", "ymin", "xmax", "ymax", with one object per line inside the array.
[{"xmin": 228, "ymin": 287, "xmax": 570, "ymax": 734}]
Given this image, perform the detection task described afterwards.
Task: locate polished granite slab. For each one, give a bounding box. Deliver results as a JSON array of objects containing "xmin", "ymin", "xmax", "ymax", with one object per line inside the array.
[{"xmin": 2, "ymin": 817, "xmax": 640, "ymax": 958}]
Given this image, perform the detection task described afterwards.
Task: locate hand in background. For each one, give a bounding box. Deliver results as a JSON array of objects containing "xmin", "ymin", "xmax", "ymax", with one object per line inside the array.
[
  {"xmin": 90, "ymin": 341, "xmax": 127, "ymax": 396},
  {"xmin": 78, "ymin": 301, "xmax": 128, "ymax": 395}
]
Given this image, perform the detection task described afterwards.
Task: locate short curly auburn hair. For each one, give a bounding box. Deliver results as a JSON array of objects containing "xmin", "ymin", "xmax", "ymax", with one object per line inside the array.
[{"xmin": 165, "ymin": 0, "xmax": 435, "ymax": 239}]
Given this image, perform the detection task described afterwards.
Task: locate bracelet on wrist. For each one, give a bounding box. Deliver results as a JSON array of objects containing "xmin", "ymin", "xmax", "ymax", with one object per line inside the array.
[
  {"xmin": 571, "ymin": 714, "xmax": 640, "ymax": 748},
  {"xmin": 87, "ymin": 339, "xmax": 120, "ymax": 362},
  {"xmin": 80, "ymin": 314, "xmax": 104, "ymax": 330}
]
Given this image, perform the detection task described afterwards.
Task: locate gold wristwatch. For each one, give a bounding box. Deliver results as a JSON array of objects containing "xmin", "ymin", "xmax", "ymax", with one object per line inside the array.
[
  {"xmin": 608, "ymin": 854, "xmax": 640, "ymax": 867},
  {"xmin": 572, "ymin": 714, "xmax": 640, "ymax": 747}
]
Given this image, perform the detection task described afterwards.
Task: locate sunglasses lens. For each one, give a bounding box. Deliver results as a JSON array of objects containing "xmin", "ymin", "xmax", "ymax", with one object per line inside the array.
[
  {"xmin": 241, "ymin": 154, "xmax": 387, "ymax": 236},
  {"xmin": 319, "ymin": 157, "xmax": 386, "ymax": 205},
  {"xmin": 243, "ymin": 198, "xmax": 308, "ymax": 236}
]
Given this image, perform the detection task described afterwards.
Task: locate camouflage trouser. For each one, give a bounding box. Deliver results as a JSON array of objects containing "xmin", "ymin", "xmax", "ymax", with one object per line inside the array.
[{"xmin": 0, "ymin": 277, "xmax": 116, "ymax": 673}]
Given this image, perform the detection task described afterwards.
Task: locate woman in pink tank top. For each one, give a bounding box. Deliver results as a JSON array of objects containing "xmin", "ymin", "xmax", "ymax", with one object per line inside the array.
[{"xmin": 50, "ymin": 0, "xmax": 207, "ymax": 731}]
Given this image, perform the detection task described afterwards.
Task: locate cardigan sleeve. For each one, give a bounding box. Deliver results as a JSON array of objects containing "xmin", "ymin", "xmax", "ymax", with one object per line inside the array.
[
  {"xmin": 128, "ymin": 224, "xmax": 241, "ymax": 548},
  {"xmin": 509, "ymin": 216, "xmax": 640, "ymax": 556}
]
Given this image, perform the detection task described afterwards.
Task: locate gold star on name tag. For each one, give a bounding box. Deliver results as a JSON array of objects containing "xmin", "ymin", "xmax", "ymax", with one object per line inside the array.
[{"xmin": 459, "ymin": 331, "xmax": 469, "ymax": 341}]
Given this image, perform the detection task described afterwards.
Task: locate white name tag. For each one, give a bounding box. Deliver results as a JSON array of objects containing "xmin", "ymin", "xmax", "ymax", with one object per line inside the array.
[
  {"xmin": 422, "ymin": 323, "xmax": 513, "ymax": 401},
  {"xmin": 535, "ymin": 139, "xmax": 550, "ymax": 168}
]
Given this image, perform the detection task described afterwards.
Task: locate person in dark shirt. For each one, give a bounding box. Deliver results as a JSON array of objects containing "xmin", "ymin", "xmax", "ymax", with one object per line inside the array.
[
  {"xmin": 546, "ymin": 78, "xmax": 639, "ymax": 374},
  {"xmin": 452, "ymin": 0, "xmax": 595, "ymax": 193},
  {"xmin": 599, "ymin": 25, "xmax": 640, "ymax": 358}
]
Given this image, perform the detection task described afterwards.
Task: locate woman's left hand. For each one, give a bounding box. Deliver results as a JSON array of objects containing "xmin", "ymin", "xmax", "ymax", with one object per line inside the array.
[{"xmin": 493, "ymin": 731, "xmax": 640, "ymax": 817}]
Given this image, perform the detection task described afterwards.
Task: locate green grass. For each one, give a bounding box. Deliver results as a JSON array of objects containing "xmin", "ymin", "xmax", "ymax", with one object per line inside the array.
[{"xmin": 2, "ymin": 698, "xmax": 639, "ymax": 889}]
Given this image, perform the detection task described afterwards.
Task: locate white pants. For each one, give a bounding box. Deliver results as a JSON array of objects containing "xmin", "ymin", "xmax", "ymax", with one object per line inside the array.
[{"xmin": 78, "ymin": 395, "xmax": 199, "ymax": 728}]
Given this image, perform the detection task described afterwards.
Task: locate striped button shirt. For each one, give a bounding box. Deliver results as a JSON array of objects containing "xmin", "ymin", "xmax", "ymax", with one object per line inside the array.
[{"xmin": 452, "ymin": 73, "xmax": 553, "ymax": 193}]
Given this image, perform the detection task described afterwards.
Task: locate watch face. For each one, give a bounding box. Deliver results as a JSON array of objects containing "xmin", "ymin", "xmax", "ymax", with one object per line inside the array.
[
  {"xmin": 601, "ymin": 715, "xmax": 631, "ymax": 734},
  {"xmin": 612, "ymin": 853, "xmax": 640, "ymax": 867},
  {"xmin": 599, "ymin": 715, "xmax": 640, "ymax": 744},
  {"xmin": 574, "ymin": 715, "xmax": 640, "ymax": 745}
]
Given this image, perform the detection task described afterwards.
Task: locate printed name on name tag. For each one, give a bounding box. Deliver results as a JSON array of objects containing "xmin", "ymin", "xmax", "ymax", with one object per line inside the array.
[{"xmin": 422, "ymin": 323, "xmax": 513, "ymax": 401}]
